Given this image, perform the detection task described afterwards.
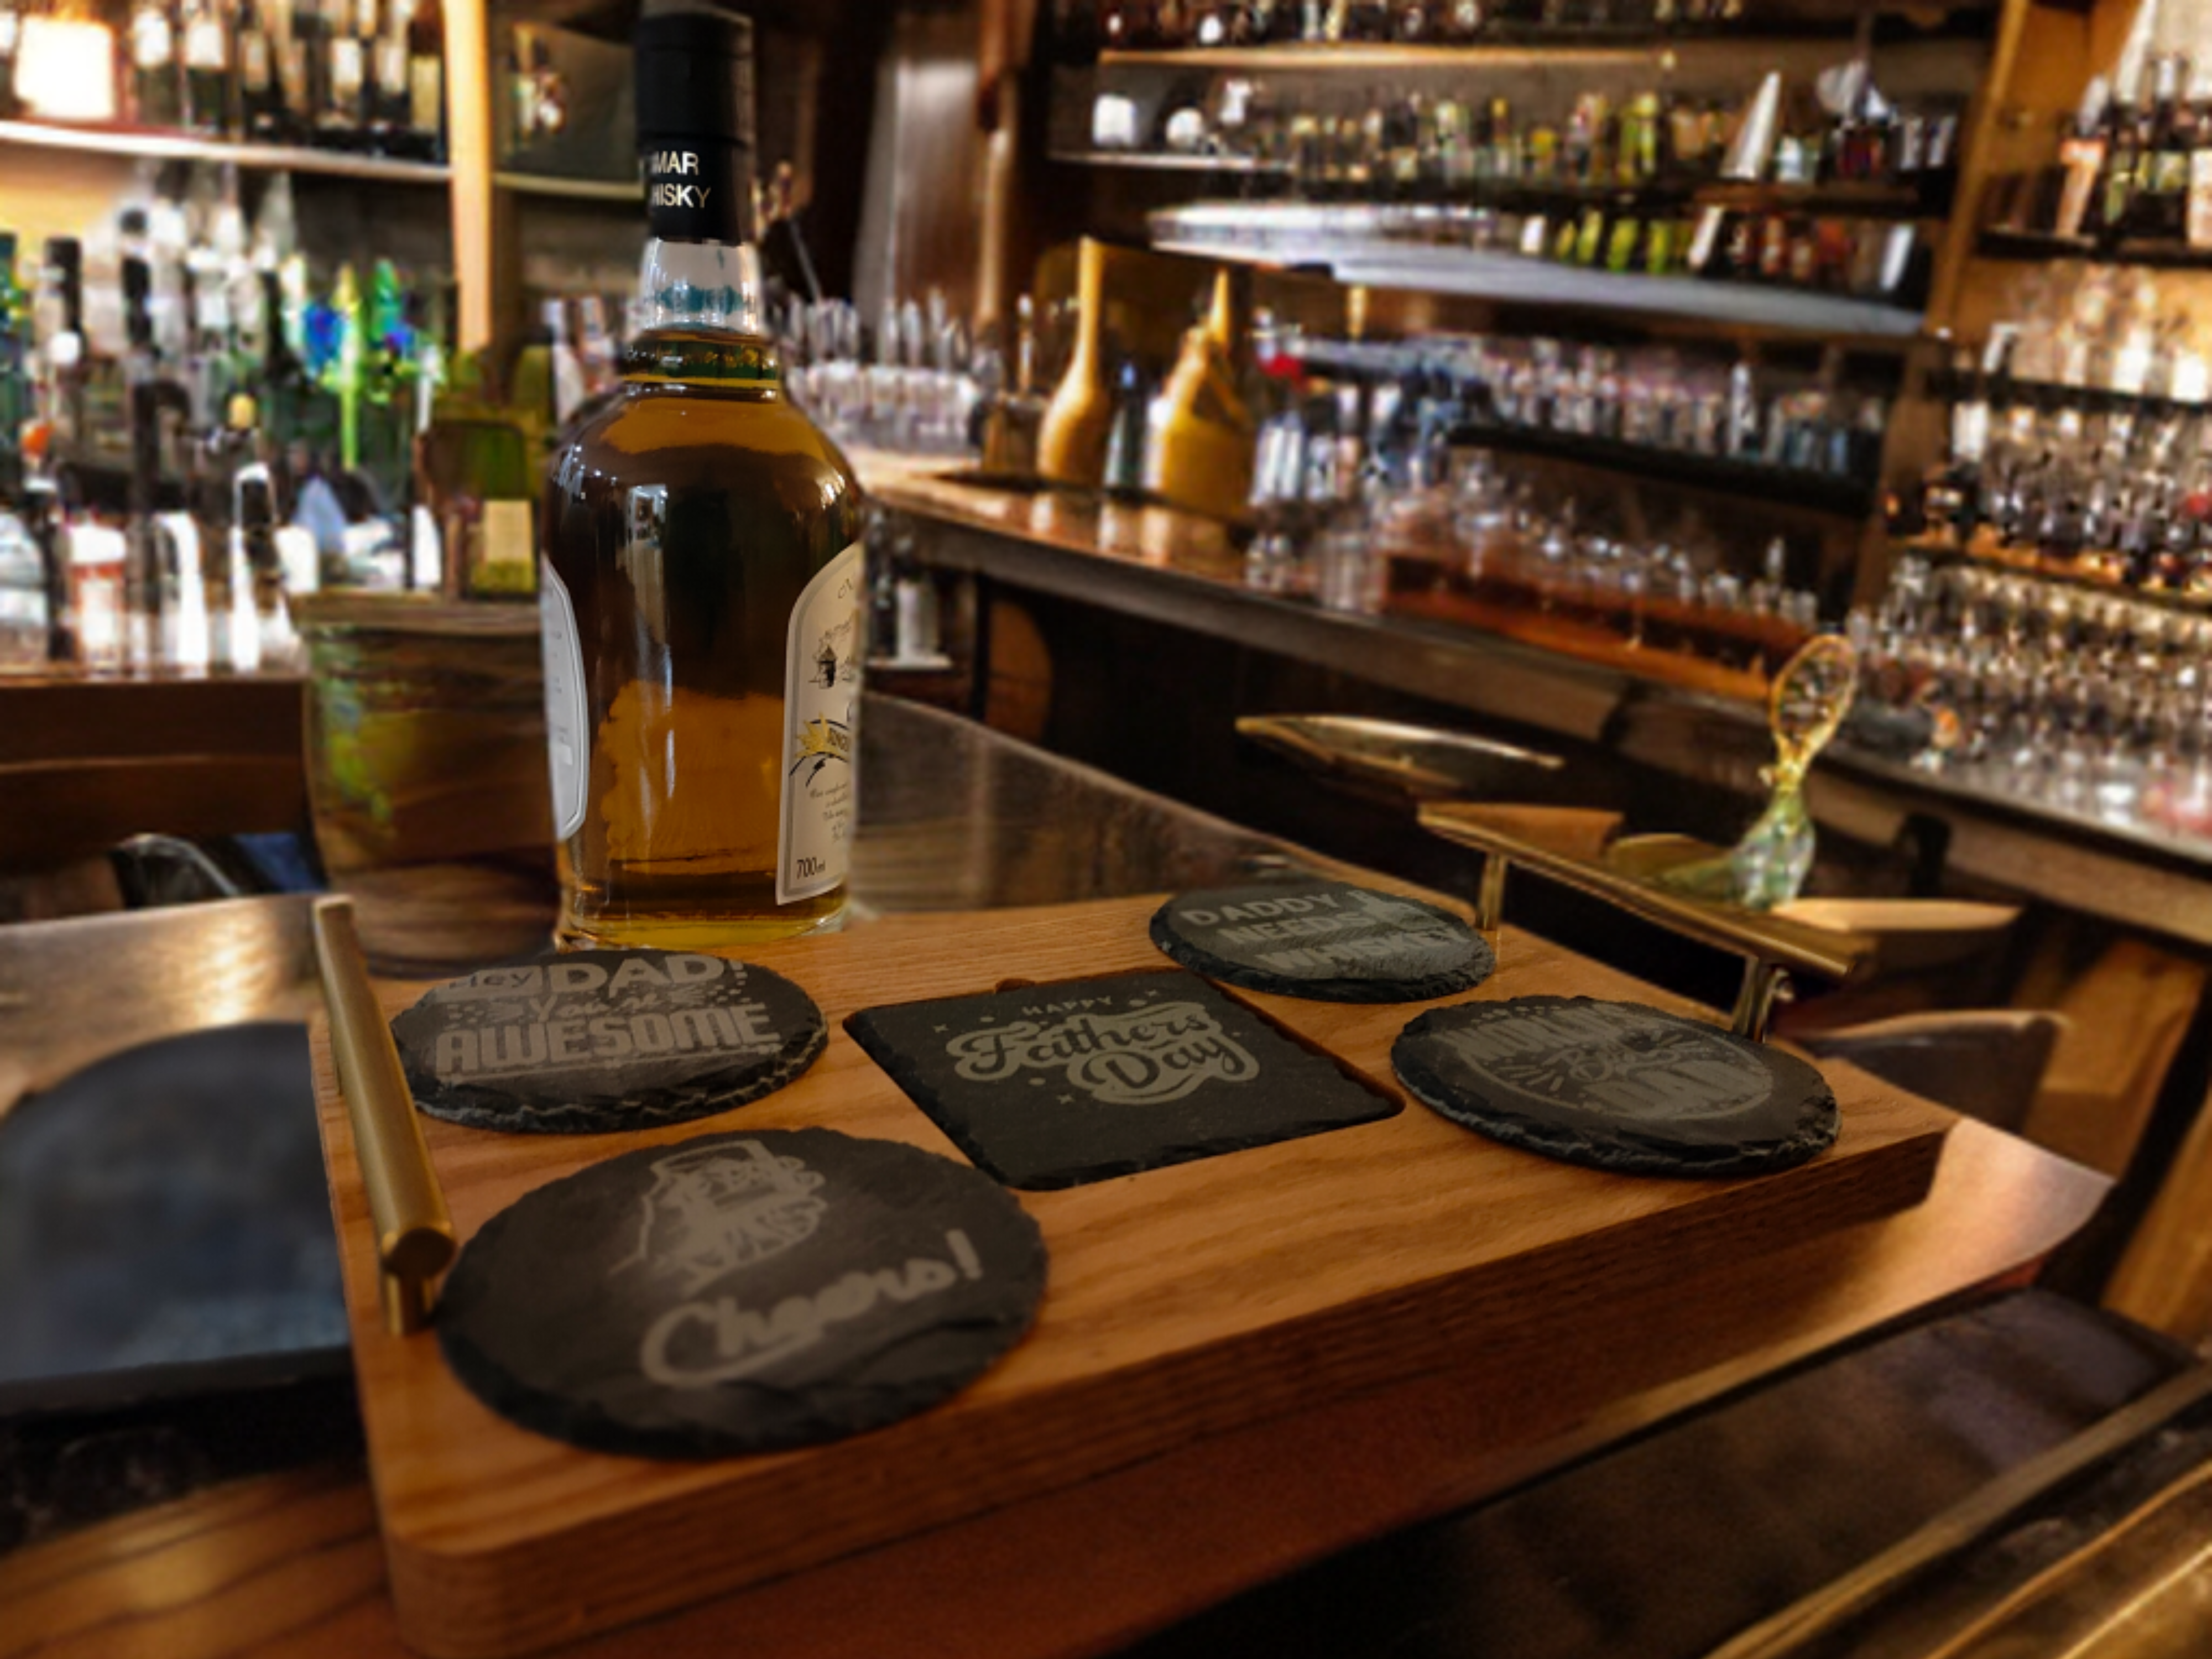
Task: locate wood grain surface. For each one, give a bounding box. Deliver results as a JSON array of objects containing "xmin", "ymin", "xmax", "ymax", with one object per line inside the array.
[
  {"xmin": 311, "ymin": 892, "xmax": 1952, "ymax": 1658},
  {"xmin": 0, "ymin": 1112, "xmax": 2108, "ymax": 1659}
]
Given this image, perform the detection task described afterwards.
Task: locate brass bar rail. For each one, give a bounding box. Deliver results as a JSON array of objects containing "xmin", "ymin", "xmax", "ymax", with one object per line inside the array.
[
  {"xmin": 1238, "ymin": 713, "xmax": 1563, "ymax": 802},
  {"xmin": 1420, "ymin": 806, "xmax": 1872, "ymax": 1042},
  {"xmin": 312, "ymin": 896, "xmax": 455, "ymax": 1334}
]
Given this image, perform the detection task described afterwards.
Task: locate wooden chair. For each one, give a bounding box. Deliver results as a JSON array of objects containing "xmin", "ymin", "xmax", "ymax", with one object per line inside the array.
[
  {"xmin": 2022, "ymin": 941, "xmax": 2208, "ymax": 1177},
  {"xmin": 1798, "ymin": 1010, "xmax": 2067, "ymax": 1137},
  {"xmin": 2105, "ymin": 1076, "xmax": 2212, "ymax": 1348}
]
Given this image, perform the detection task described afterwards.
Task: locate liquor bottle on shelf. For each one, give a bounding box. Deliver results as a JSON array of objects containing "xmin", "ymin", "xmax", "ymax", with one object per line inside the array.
[
  {"xmin": 540, "ymin": 9, "xmax": 863, "ymax": 947},
  {"xmin": 1038, "ymin": 238, "xmax": 1113, "ymax": 486},
  {"xmin": 2190, "ymin": 60, "xmax": 2212, "ymax": 249},
  {"xmin": 236, "ymin": 0, "xmax": 288, "ymax": 141},
  {"xmin": 283, "ymin": 0, "xmax": 324, "ymax": 146},
  {"xmin": 319, "ymin": 0, "xmax": 367, "ymax": 148},
  {"xmin": 179, "ymin": 0, "xmax": 230, "ymax": 136},
  {"xmin": 2053, "ymin": 77, "xmax": 2110, "ymax": 241},
  {"xmin": 405, "ymin": 0, "xmax": 444, "ymax": 161},
  {"xmin": 0, "ymin": 0, "xmax": 22, "ymax": 122},
  {"xmin": 368, "ymin": 0, "xmax": 411, "ymax": 154},
  {"xmin": 0, "ymin": 232, "xmax": 25, "ymax": 505},
  {"xmin": 126, "ymin": 0, "xmax": 182, "ymax": 129},
  {"xmin": 1145, "ymin": 265, "xmax": 1254, "ymax": 521},
  {"xmin": 2138, "ymin": 52, "xmax": 2190, "ymax": 241},
  {"xmin": 410, "ymin": 350, "xmax": 532, "ymax": 599},
  {"xmin": 2100, "ymin": 55, "xmax": 2150, "ymax": 239}
]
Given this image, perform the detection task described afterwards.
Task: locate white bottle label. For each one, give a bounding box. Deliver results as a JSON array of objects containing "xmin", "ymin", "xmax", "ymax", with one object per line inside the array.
[
  {"xmin": 132, "ymin": 11, "xmax": 173, "ymax": 69},
  {"xmin": 777, "ymin": 539, "xmax": 864, "ymax": 905},
  {"xmin": 481, "ymin": 498, "xmax": 534, "ymax": 572},
  {"xmin": 185, "ymin": 17, "xmax": 225, "ymax": 70},
  {"xmin": 540, "ymin": 559, "xmax": 588, "ymax": 842}
]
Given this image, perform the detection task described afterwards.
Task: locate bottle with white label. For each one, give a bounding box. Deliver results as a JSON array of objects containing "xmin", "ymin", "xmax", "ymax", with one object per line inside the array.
[{"xmin": 539, "ymin": 9, "xmax": 862, "ymax": 950}]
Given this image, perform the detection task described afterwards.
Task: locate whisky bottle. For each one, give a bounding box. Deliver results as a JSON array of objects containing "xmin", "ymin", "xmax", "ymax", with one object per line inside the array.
[
  {"xmin": 237, "ymin": 0, "xmax": 288, "ymax": 141},
  {"xmin": 540, "ymin": 8, "xmax": 862, "ymax": 949},
  {"xmin": 415, "ymin": 352, "xmax": 535, "ymax": 598},
  {"xmin": 179, "ymin": 0, "xmax": 230, "ymax": 135},
  {"xmin": 404, "ymin": 0, "xmax": 444, "ymax": 161},
  {"xmin": 127, "ymin": 0, "xmax": 182, "ymax": 129}
]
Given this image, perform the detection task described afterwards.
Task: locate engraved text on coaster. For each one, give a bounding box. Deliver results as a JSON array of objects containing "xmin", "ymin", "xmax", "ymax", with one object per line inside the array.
[
  {"xmin": 435, "ymin": 1126, "xmax": 1046, "ymax": 1458},
  {"xmin": 848, "ymin": 969, "xmax": 1399, "ymax": 1190},
  {"xmin": 392, "ymin": 950, "xmax": 826, "ymax": 1135},
  {"xmin": 1150, "ymin": 880, "xmax": 1493, "ymax": 1003},
  {"xmin": 1391, "ymin": 996, "xmax": 1838, "ymax": 1177}
]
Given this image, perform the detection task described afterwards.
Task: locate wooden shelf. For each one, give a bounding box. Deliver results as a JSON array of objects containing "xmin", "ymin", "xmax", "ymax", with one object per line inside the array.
[
  {"xmin": 1900, "ymin": 536, "xmax": 2212, "ymax": 618},
  {"xmin": 1451, "ymin": 420, "xmax": 1878, "ymax": 517},
  {"xmin": 1049, "ymin": 148, "xmax": 1286, "ymax": 175},
  {"xmin": 1150, "ymin": 222, "xmax": 1926, "ymax": 341},
  {"xmin": 1923, "ymin": 367, "xmax": 2211, "ymax": 418},
  {"xmin": 1060, "ymin": 150, "xmax": 1942, "ymax": 220},
  {"xmin": 0, "ymin": 118, "xmax": 448, "ymax": 184},
  {"xmin": 1100, "ymin": 40, "xmax": 1671, "ymax": 69},
  {"xmin": 1978, "ymin": 228, "xmax": 2212, "ymax": 269},
  {"xmin": 494, "ymin": 169, "xmax": 639, "ymax": 202},
  {"xmin": 1087, "ymin": 9, "xmax": 1998, "ymax": 67}
]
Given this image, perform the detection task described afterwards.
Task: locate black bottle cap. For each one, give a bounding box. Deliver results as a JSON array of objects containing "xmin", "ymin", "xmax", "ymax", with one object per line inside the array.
[{"xmin": 635, "ymin": 3, "xmax": 755, "ymax": 244}]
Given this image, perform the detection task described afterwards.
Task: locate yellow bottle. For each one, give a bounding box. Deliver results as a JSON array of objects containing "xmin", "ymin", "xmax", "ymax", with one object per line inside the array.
[
  {"xmin": 1142, "ymin": 266, "xmax": 1254, "ymax": 523},
  {"xmin": 1037, "ymin": 239, "xmax": 1113, "ymax": 488}
]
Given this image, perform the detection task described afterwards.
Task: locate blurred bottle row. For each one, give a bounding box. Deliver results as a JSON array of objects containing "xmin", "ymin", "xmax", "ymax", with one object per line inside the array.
[
  {"xmin": 0, "ymin": 163, "xmax": 629, "ymax": 674},
  {"xmin": 0, "ymin": 0, "xmax": 445, "ymax": 158}
]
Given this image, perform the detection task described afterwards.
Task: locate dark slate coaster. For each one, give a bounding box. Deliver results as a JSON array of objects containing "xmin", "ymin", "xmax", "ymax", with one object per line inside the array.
[
  {"xmin": 1150, "ymin": 880, "xmax": 1494, "ymax": 1004},
  {"xmin": 392, "ymin": 950, "xmax": 825, "ymax": 1135},
  {"xmin": 847, "ymin": 969, "xmax": 1399, "ymax": 1190},
  {"xmin": 435, "ymin": 1126, "xmax": 1046, "ymax": 1459},
  {"xmin": 1391, "ymin": 997, "xmax": 1838, "ymax": 1178}
]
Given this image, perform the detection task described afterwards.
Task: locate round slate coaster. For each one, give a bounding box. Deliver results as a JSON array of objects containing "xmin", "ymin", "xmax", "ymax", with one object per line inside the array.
[
  {"xmin": 436, "ymin": 1126, "xmax": 1047, "ymax": 1458},
  {"xmin": 1150, "ymin": 880, "xmax": 1494, "ymax": 1004},
  {"xmin": 392, "ymin": 950, "xmax": 826, "ymax": 1134},
  {"xmin": 1391, "ymin": 996, "xmax": 1838, "ymax": 1177}
]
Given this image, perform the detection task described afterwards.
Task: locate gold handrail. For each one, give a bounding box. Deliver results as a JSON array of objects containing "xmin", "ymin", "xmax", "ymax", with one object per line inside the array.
[
  {"xmin": 1238, "ymin": 713, "xmax": 1563, "ymax": 801},
  {"xmin": 312, "ymin": 896, "xmax": 455, "ymax": 1334},
  {"xmin": 1420, "ymin": 806, "xmax": 1874, "ymax": 1042}
]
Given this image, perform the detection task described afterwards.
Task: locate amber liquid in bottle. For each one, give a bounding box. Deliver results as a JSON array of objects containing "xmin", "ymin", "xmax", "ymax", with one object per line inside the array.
[{"xmin": 541, "ymin": 252, "xmax": 862, "ymax": 950}]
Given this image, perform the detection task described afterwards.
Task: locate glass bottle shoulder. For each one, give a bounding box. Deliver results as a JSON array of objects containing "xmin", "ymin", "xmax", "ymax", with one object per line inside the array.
[{"xmin": 560, "ymin": 377, "xmax": 857, "ymax": 484}]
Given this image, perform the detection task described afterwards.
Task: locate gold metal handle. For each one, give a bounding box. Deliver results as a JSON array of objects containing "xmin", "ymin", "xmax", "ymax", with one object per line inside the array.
[
  {"xmin": 312, "ymin": 896, "xmax": 456, "ymax": 1334},
  {"xmin": 1419, "ymin": 807, "xmax": 1872, "ymax": 1043}
]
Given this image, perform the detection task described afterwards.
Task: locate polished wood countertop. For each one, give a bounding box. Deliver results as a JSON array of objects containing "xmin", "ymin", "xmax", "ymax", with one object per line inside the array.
[
  {"xmin": 0, "ymin": 1110, "xmax": 2107, "ymax": 1659},
  {"xmin": 0, "ymin": 701, "xmax": 2116, "ymax": 1659},
  {"xmin": 869, "ymin": 469, "xmax": 2212, "ymax": 947}
]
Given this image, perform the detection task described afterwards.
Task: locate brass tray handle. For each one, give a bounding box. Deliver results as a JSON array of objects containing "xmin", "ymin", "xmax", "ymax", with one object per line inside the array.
[
  {"xmin": 1422, "ymin": 809, "xmax": 1872, "ymax": 1044},
  {"xmin": 312, "ymin": 896, "xmax": 456, "ymax": 1335}
]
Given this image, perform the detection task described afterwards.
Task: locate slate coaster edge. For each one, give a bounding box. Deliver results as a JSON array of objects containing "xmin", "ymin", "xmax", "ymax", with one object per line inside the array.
[
  {"xmin": 845, "ymin": 971, "xmax": 1402, "ymax": 1191},
  {"xmin": 1391, "ymin": 996, "xmax": 1840, "ymax": 1180},
  {"xmin": 1147, "ymin": 890, "xmax": 1496, "ymax": 1005},
  {"xmin": 433, "ymin": 1127, "xmax": 1050, "ymax": 1460}
]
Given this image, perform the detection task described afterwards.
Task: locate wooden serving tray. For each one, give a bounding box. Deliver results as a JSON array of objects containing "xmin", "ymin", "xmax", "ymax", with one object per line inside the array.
[{"xmin": 310, "ymin": 893, "xmax": 1951, "ymax": 1659}]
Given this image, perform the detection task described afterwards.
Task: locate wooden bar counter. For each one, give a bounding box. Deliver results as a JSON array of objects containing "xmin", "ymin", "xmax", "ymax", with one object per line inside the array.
[
  {"xmin": 867, "ymin": 471, "xmax": 2212, "ymax": 952},
  {"xmin": 0, "ymin": 700, "xmax": 2117, "ymax": 1659}
]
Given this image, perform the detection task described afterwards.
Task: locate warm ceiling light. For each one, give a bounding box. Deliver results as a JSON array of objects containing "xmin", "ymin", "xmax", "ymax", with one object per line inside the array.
[{"xmin": 15, "ymin": 18, "xmax": 119, "ymax": 124}]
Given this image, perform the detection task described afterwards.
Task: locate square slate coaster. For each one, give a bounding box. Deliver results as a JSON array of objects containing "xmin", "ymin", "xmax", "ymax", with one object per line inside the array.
[{"xmin": 847, "ymin": 970, "xmax": 1400, "ymax": 1190}]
